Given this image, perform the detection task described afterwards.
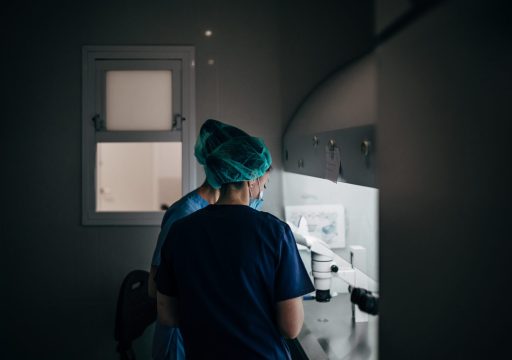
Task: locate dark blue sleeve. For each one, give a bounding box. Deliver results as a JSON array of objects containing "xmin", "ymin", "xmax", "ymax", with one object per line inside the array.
[
  {"xmin": 156, "ymin": 226, "xmax": 179, "ymax": 297},
  {"xmin": 274, "ymin": 224, "xmax": 315, "ymax": 301}
]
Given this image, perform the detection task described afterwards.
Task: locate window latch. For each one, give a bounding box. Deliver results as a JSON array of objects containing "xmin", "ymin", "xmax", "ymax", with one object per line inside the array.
[
  {"xmin": 92, "ymin": 114, "xmax": 105, "ymax": 131},
  {"xmin": 172, "ymin": 114, "xmax": 186, "ymax": 131}
]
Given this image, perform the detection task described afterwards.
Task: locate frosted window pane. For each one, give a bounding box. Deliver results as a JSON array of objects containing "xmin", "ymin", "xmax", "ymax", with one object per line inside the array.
[
  {"xmin": 96, "ymin": 142, "xmax": 182, "ymax": 212},
  {"xmin": 106, "ymin": 71, "xmax": 173, "ymax": 131}
]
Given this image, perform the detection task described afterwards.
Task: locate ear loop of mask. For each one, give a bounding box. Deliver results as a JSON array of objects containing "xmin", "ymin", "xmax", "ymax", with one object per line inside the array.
[
  {"xmin": 257, "ymin": 179, "xmax": 264, "ymax": 200},
  {"xmin": 248, "ymin": 179, "xmax": 264, "ymax": 210}
]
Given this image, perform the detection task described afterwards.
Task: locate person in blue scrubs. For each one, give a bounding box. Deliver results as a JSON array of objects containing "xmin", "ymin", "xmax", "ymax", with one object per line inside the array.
[
  {"xmin": 148, "ymin": 119, "xmax": 251, "ymax": 360},
  {"xmin": 156, "ymin": 134, "xmax": 315, "ymax": 359}
]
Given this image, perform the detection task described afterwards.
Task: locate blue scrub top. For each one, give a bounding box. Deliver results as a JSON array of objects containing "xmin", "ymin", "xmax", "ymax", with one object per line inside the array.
[
  {"xmin": 152, "ymin": 190, "xmax": 208, "ymax": 360},
  {"xmin": 152, "ymin": 190, "xmax": 209, "ymax": 267},
  {"xmin": 157, "ymin": 204, "xmax": 315, "ymax": 360}
]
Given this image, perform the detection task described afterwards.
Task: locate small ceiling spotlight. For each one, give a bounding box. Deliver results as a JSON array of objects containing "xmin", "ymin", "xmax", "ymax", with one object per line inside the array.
[{"xmin": 204, "ymin": 30, "xmax": 213, "ymax": 37}]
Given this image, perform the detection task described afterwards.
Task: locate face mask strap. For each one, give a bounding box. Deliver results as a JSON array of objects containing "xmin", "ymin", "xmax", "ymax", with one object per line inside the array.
[
  {"xmin": 257, "ymin": 179, "xmax": 265, "ymax": 200},
  {"xmin": 248, "ymin": 181, "xmax": 255, "ymax": 200}
]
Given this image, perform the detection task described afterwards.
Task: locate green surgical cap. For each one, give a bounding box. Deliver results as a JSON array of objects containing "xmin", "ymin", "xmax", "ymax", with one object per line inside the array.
[
  {"xmin": 194, "ymin": 119, "xmax": 250, "ymax": 166},
  {"xmin": 204, "ymin": 135, "xmax": 272, "ymax": 189}
]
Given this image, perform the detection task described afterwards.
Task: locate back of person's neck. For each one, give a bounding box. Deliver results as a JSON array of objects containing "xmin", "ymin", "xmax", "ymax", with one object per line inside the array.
[
  {"xmin": 216, "ymin": 185, "xmax": 249, "ymax": 206},
  {"xmin": 196, "ymin": 182, "xmax": 220, "ymax": 204}
]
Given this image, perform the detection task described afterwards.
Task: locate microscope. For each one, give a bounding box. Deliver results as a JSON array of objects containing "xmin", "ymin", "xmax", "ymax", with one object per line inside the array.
[{"xmin": 288, "ymin": 216, "xmax": 379, "ymax": 322}]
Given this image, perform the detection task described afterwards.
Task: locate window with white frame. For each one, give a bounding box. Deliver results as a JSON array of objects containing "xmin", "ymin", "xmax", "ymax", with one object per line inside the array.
[{"xmin": 82, "ymin": 46, "xmax": 196, "ymax": 225}]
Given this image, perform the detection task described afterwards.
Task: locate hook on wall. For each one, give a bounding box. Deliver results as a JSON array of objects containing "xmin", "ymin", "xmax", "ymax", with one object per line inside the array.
[
  {"xmin": 328, "ymin": 139, "xmax": 336, "ymax": 152},
  {"xmin": 361, "ymin": 140, "xmax": 371, "ymax": 157}
]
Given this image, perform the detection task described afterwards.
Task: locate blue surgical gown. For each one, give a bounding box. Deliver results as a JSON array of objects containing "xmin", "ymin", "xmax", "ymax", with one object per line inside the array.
[{"xmin": 151, "ymin": 190, "xmax": 208, "ymax": 360}]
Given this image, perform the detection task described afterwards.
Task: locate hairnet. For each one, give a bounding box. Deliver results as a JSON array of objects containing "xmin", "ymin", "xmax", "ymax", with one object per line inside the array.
[
  {"xmin": 204, "ymin": 136, "xmax": 272, "ymax": 189},
  {"xmin": 194, "ymin": 119, "xmax": 250, "ymax": 166}
]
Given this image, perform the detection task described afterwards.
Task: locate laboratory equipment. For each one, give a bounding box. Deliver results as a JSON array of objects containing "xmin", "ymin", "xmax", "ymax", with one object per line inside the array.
[
  {"xmin": 350, "ymin": 287, "xmax": 379, "ymax": 316},
  {"xmin": 288, "ymin": 216, "xmax": 378, "ymax": 321}
]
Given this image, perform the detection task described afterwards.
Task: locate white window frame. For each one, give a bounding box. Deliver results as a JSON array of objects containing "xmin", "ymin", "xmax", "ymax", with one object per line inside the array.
[{"xmin": 82, "ymin": 46, "xmax": 196, "ymax": 225}]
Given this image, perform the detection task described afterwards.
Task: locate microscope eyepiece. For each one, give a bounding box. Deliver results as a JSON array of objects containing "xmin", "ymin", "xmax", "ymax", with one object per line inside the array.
[
  {"xmin": 315, "ymin": 289, "xmax": 331, "ymax": 302},
  {"xmin": 350, "ymin": 287, "xmax": 379, "ymax": 315}
]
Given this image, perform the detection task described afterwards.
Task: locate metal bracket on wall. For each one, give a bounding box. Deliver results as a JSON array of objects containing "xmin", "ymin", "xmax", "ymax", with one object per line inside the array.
[
  {"xmin": 283, "ymin": 125, "xmax": 376, "ymax": 188},
  {"xmin": 172, "ymin": 114, "xmax": 186, "ymax": 131},
  {"xmin": 312, "ymin": 136, "xmax": 319, "ymax": 148},
  {"xmin": 92, "ymin": 114, "xmax": 105, "ymax": 131},
  {"xmin": 361, "ymin": 140, "xmax": 371, "ymax": 157},
  {"xmin": 327, "ymin": 139, "xmax": 337, "ymax": 153}
]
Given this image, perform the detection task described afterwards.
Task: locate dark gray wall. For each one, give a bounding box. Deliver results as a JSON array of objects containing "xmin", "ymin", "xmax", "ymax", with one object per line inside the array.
[
  {"xmin": 378, "ymin": 0, "xmax": 511, "ymax": 358},
  {"xmin": 278, "ymin": 0, "xmax": 374, "ymax": 129},
  {"xmin": 2, "ymin": 1, "xmax": 373, "ymax": 358}
]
